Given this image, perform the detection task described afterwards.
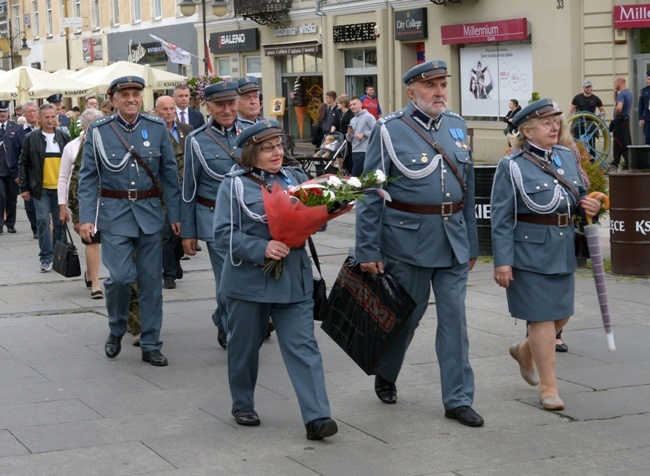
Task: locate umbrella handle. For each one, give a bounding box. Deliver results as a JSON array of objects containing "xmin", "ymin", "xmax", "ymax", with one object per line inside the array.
[
  {"xmin": 606, "ymin": 332, "xmax": 616, "ymax": 352},
  {"xmin": 586, "ymin": 192, "xmax": 610, "ymax": 226}
]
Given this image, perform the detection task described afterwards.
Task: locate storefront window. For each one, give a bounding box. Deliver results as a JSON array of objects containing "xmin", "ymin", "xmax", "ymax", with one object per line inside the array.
[
  {"xmin": 217, "ymin": 58, "xmax": 231, "ymax": 78},
  {"xmin": 344, "ymin": 49, "xmax": 376, "ymax": 68},
  {"xmin": 640, "ymin": 30, "xmax": 650, "ymax": 54},
  {"xmin": 245, "ymin": 56, "xmax": 261, "ymax": 74},
  {"xmin": 281, "ymin": 51, "xmax": 322, "ymax": 74}
]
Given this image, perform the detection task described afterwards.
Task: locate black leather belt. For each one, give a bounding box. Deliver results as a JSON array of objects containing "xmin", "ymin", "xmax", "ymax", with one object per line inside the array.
[
  {"xmin": 387, "ymin": 199, "xmax": 464, "ymax": 216},
  {"xmin": 517, "ymin": 213, "xmax": 572, "ymax": 227},
  {"xmin": 100, "ymin": 188, "xmax": 160, "ymax": 201},
  {"xmin": 196, "ymin": 195, "xmax": 215, "ymax": 210}
]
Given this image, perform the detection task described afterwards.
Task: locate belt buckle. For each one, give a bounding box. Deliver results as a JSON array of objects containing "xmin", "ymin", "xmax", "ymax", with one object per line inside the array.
[
  {"xmin": 558, "ymin": 214, "xmax": 569, "ymax": 227},
  {"xmin": 128, "ymin": 189, "xmax": 138, "ymax": 201},
  {"xmin": 441, "ymin": 202, "xmax": 453, "ymax": 217}
]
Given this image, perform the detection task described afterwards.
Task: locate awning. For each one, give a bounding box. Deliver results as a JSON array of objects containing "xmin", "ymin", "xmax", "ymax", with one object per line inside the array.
[{"xmin": 263, "ymin": 41, "xmax": 321, "ymax": 57}]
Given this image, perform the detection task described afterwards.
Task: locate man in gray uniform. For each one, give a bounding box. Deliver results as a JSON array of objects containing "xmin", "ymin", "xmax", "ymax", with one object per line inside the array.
[
  {"xmin": 236, "ymin": 76, "xmax": 263, "ymax": 129},
  {"xmin": 355, "ymin": 60, "xmax": 483, "ymax": 427},
  {"xmin": 78, "ymin": 76, "xmax": 182, "ymax": 367},
  {"xmin": 181, "ymin": 81, "xmax": 241, "ymax": 349}
]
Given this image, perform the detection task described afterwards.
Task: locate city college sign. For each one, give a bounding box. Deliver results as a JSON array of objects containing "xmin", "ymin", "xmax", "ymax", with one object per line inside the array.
[
  {"xmin": 614, "ymin": 4, "xmax": 650, "ymax": 29},
  {"xmin": 210, "ymin": 28, "xmax": 259, "ymax": 53}
]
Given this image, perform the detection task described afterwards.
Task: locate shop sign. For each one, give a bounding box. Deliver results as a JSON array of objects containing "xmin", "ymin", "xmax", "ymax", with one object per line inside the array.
[
  {"xmin": 441, "ymin": 18, "xmax": 528, "ymax": 45},
  {"xmin": 83, "ymin": 38, "xmax": 103, "ymax": 62},
  {"xmin": 333, "ymin": 23, "xmax": 376, "ymax": 43},
  {"xmin": 264, "ymin": 42, "xmax": 320, "ymax": 56},
  {"xmin": 614, "ymin": 4, "xmax": 650, "ymax": 29},
  {"xmin": 272, "ymin": 23, "xmax": 318, "ymax": 37},
  {"xmin": 127, "ymin": 40, "xmax": 166, "ymax": 64},
  {"xmin": 210, "ymin": 28, "xmax": 259, "ymax": 53},
  {"xmin": 395, "ymin": 8, "xmax": 428, "ymax": 41}
]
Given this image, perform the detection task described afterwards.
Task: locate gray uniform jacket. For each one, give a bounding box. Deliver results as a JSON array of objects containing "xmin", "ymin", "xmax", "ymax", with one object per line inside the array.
[
  {"xmin": 490, "ymin": 145, "xmax": 587, "ymax": 275},
  {"xmin": 356, "ymin": 102, "xmax": 477, "ymax": 267},
  {"xmin": 78, "ymin": 114, "xmax": 181, "ymax": 237},
  {"xmin": 213, "ymin": 167, "xmax": 314, "ymax": 303},
  {"xmin": 181, "ymin": 119, "xmax": 239, "ymax": 241}
]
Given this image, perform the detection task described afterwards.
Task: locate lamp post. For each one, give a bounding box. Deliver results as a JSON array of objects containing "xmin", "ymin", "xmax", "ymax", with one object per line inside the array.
[
  {"xmin": 178, "ymin": 0, "xmax": 229, "ymax": 75},
  {"xmin": 0, "ymin": 19, "xmax": 31, "ymax": 70}
]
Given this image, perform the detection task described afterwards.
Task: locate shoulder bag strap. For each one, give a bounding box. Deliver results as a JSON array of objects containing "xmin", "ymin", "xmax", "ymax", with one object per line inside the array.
[
  {"xmin": 108, "ymin": 121, "xmax": 158, "ymax": 186},
  {"xmin": 307, "ymin": 237, "xmax": 323, "ymax": 279},
  {"xmin": 399, "ymin": 114, "xmax": 467, "ymax": 205},
  {"xmin": 521, "ymin": 150, "xmax": 580, "ymax": 201},
  {"xmin": 203, "ymin": 126, "xmax": 241, "ymax": 165}
]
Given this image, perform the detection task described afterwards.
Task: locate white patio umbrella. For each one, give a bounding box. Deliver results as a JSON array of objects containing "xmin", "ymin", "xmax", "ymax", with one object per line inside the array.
[
  {"xmin": 67, "ymin": 65, "xmax": 102, "ymax": 81},
  {"xmin": 80, "ymin": 61, "xmax": 187, "ymax": 110},
  {"xmin": 0, "ymin": 66, "xmax": 97, "ymax": 104}
]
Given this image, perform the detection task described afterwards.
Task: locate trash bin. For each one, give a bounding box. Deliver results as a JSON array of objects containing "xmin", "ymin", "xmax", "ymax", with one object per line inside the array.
[
  {"xmin": 609, "ymin": 172, "xmax": 650, "ymax": 276},
  {"xmin": 628, "ymin": 145, "xmax": 650, "ymax": 171},
  {"xmin": 474, "ymin": 165, "xmax": 497, "ymax": 256}
]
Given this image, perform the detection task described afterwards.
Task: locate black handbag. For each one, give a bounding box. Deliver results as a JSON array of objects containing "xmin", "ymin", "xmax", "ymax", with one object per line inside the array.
[
  {"xmin": 52, "ymin": 223, "xmax": 82, "ymax": 278},
  {"xmin": 308, "ymin": 237, "xmax": 328, "ymax": 321}
]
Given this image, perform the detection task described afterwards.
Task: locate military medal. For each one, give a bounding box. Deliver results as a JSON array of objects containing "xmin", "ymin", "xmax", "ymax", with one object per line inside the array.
[
  {"xmin": 421, "ymin": 153, "xmax": 428, "ymax": 163},
  {"xmin": 557, "ymin": 168, "xmax": 565, "ymax": 175},
  {"xmin": 142, "ymin": 129, "xmax": 149, "ymax": 147},
  {"xmin": 450, "ymin": 129, "xmax": 462, "ymax": 148},
  {"xmin": 457, "ymin": 129, "xmax": 469, "ymax": 149}
]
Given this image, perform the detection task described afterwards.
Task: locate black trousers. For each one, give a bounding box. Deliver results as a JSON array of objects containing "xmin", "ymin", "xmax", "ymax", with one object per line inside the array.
[
  {"xmin": 612, "ymin": 119, "xmax": 631, "ymax": 169},
  {"xmin": 0, "ymin": 175, "xmax": 17, "ymax": 228}
]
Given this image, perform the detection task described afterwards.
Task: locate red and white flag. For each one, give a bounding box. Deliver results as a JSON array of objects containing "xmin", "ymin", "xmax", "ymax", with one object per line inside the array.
[
  {"xmin": 150, "ymin": 34, "xmax": 192, "ymax": 65},
  {"xmin": 205, "ymin": 39, "xmax": 214, "ymax": 75}
]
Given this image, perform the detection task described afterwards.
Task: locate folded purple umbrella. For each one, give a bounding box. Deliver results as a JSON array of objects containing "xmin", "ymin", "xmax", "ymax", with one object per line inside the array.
[{"xmin": 584, "ymin": 223, "xmax": 615, "ymax": 351}]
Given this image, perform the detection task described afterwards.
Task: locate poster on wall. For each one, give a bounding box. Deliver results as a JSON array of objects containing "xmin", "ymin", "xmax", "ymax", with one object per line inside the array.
[{"xmin": 460, "ymin": 43, "xmax": 533, "ymax": 118}]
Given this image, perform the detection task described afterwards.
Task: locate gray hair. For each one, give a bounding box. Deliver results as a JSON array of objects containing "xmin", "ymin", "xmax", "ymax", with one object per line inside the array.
[
  {"xmin": 23, "ymin": 100, "xmax": 37, "ymax": 109},
  {"xmin": 80, "ymin": 108, "xmax": 103, "ymax": 128}
]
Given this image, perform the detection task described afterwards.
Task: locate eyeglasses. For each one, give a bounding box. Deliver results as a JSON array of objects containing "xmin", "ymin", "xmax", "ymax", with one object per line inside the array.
[{"xmin": 260, "ymin": 142, "xmax": 283, "ymax": 153}]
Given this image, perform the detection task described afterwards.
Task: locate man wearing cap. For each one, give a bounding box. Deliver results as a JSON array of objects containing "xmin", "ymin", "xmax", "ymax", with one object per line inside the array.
[
  {"xmin": 154, "ymin": 95, "xmax": 193, "ymax": 290},
  {"xmin": 18, "ymin": 104, "xmax": 70, "ymax": 271},
  {"xmin": 0, "ymin": 101, "xmax": 21, "ymax": 234},
  {"xmin": 78, "ymin": 75, "xmax": 182, "ymax": 367},
  {"xmin": 46, "ymin": 94, "xmax": 71, "ymax": 128},
  {"xmin": 181, "ymin": 81, "xmax": 241, "ymax": 349},
  {"xmin": 567, "ymin": 80, "xmax": 605, "ymax": 154},
  {"xmin": 355, "ymin": 60, "xmax": 483, "ymax": 427},
  {"xmin": 173, "ymin": 83, "xmax": 205, "ymax": 130},
  {"xmin": 638, "ymin": 72, "xmax": 650, "ymax": 144},
  {"xmin": 236, "ymin": 76, "xmax": 263, "ymax": 129}
]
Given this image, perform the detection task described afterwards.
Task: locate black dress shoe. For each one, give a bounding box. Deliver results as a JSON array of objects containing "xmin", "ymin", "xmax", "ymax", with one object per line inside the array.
[
  {"xmin": 142, "ymin": 350, "xmax": 169, "ymax": 366},
  {"xmin": 444, "ymin": 406, "xmax": 484, "ymax": 427},
  {"xmin": 7, "ymin": 226, "xmax": 16, "ymax": 233},
  {"xmin": 374, "ymin": 374, "xmax": 397, "ymax": 404},
  {"xmin": 105, "ymin": 333, "xmax": 123, "ymax": 359},
  {"xmin": 232, "ymin": 408, "xmax": 260, "ymax": 426},
  {"xmin": 163, "ymin": 279, "xmax": 176, "ymax": 289},
  {"xmin": 217, "ymin": 328, "xmax": 227, "ymax": 349},
  {"xmin": 176, "ymin": 266, "xmax": 183, "ymax": 280},
  {"xmin": 305, "ymin": 417, "xmax": 338, "ymax": 440}
]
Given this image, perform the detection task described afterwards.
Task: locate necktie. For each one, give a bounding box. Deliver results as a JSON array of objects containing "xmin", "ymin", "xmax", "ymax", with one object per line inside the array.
[
  {"xmin": 180, "ymin": 110, "xmax": 186, "ymax": 124},
  {"xmin": 1, "ymin": 124, "xmax": 4, "ymax": 133}
]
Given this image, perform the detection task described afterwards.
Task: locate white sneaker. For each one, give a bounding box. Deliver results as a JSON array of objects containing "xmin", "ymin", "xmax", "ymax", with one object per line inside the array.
[{"xmin": 39, "ymin": 262, "xmax": 52, "ymax": 272}]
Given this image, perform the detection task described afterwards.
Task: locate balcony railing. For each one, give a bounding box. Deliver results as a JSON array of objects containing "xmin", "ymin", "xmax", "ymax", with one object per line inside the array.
[{"xmin": 234, "ymin": 0, "xmax": 292, "ymax": 25}]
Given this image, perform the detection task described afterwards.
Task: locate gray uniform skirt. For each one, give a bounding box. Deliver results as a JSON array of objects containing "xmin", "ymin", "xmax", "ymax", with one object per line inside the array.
[{"xmin": 506, "ymin": 268, "xmax": 575, "ymax": 321}]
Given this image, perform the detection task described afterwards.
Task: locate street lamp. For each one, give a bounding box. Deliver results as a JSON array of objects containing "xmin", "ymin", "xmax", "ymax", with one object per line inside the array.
[
  {"xmin": 179, "ymin": 0, "xmax": 230, "ymax": 75},
  {"xmin": 0, "ymin": 19, "xmax": 31, "ymax": 70}
]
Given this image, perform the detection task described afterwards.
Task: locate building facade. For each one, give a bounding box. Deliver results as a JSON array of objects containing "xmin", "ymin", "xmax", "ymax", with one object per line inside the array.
[{"xmin": 4, "ymin": 0, "xmax": 650, "ymax": 158}]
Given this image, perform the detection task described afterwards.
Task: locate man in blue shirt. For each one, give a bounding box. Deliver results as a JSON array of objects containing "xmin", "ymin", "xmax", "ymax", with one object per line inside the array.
[{"xmin": 609, "ymin": 76, "xmax": 632, "ymax": 174}]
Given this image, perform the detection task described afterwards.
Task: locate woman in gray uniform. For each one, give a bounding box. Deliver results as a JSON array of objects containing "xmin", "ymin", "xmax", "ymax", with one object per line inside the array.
[
  {"xmin": 491, "ymin": 99, "xmax": 600, "ymax": 411},
  {"xmin": 213, "ymin": 119, "xmax": 337, "ymax": 440}
]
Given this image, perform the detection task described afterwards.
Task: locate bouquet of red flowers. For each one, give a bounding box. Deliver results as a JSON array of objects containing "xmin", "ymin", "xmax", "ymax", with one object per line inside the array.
[{"xmin": 261, "ymin": 171, "xmax": 391, "ymax": 278}]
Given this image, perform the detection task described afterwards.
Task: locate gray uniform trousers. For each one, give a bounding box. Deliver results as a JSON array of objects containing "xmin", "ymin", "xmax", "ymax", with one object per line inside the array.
[
  {"xmin": 102, "ymin": 230, "xmax": 163, "ymax": 352},
  {"xmin": 225, "ymin": 297, "xmax": 330, "ymax": 424},
  {"xmin": 205, "ymin": 241, "xmax": 226, "ymax": 331},
  {"xmin": 381, "ymin": 255, "xmax": 474, "ymax": 410}
]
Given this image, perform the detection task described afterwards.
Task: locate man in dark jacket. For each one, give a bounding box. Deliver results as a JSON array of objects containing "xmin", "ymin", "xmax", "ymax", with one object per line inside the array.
[
  {"xmin": 0, "ymin": 101, "xmax": 21, "ymax": 234},
  {"xmin": 12, "ymin": 100, "xmax": 39, "ymax": 238},
  {"xmin": 18, "ymin": 104, "xmax": 70, "ymax": 271}
]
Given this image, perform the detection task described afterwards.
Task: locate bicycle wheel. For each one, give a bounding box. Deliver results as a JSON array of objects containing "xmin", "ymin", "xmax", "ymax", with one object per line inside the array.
[{"xmin": 567, "ymin": 111, "xmax": 611, "ymax": 169}]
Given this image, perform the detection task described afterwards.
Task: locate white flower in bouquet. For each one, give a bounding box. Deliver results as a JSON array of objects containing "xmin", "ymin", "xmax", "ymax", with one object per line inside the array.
[
  {"xmin": 326, "ymin": 175, "xmax": 343, "ymax": 187},
  {"xmin": 347, "ymin": 177, "xmax": 362, "ymax": 188},
  {"xmin": 374, "ymin": 170, "xmax": 386, "ymax": 183}
]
